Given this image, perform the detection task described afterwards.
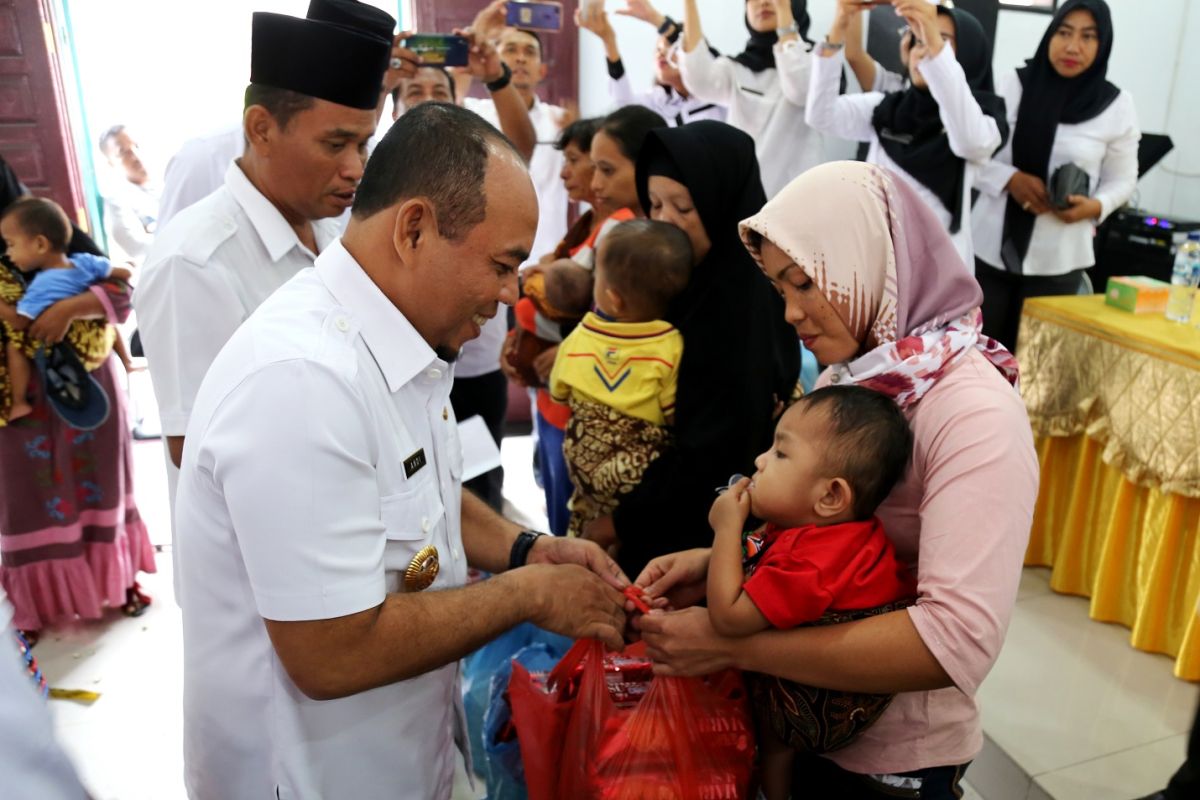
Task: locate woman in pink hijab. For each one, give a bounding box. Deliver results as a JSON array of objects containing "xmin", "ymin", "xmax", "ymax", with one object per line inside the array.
[{"xmin": 635, "ymin": 161, "xmax": 1039, "ymax": 797}]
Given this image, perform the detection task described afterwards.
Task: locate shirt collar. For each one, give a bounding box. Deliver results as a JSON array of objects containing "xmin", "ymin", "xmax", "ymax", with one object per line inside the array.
[
  {"xmin": 314, "ymin": 239, "xmax": 442, "ymax": 393},
  {"xmin": 224, "ymin": 161, "xmax": 329, "ymax": 264}
]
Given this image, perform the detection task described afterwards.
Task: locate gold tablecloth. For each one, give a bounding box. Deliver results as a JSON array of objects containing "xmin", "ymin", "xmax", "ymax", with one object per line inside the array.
[{"xmin": 1019, "ymin": 295, "xmax": 1200, "ymax": 681}]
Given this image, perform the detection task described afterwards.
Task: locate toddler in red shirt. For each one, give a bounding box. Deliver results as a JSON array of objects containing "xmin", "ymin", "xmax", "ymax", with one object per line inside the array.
[{"xmin": 706, "ymin": 385, "xmax": 916, "ymax": 800}]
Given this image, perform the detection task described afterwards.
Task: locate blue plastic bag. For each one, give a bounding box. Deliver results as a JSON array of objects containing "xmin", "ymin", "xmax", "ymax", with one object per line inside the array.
[
  {"xmin": 481, "ymin": 640, "xmax": 570, "ymax": 800},
  {"xmin": 462, "ymin": 622, "xmax": 571, "ymax": 787}
]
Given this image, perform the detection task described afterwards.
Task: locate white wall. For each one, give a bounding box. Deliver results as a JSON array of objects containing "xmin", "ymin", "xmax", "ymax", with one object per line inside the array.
[
  {"xmin": 66, "ymin": 0, "xmax": 400, "ymax": 183},
  {"xmin": 577, "ymin": 0, "xmax": 1200, "ymax": 220}
]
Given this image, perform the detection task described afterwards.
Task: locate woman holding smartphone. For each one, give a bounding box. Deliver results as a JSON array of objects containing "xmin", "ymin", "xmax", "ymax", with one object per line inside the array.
[
  {"xmin": 678, "ymin": 0, "xmax": 827, "ymax": 197},
  {"xmin": 806, "ymin": 0, "xmax": 1006, "ymax": 268}
]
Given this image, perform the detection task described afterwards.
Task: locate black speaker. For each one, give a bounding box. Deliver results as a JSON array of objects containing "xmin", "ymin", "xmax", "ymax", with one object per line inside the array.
[{"xmin": 1090, "ymin": 209, "xmax": 1200, "ymax": 288}]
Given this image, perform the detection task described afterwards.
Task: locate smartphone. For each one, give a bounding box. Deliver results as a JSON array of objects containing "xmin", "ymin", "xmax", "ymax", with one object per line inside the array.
[
  {"xmin": 402, "ymin": 34, "xmax": 469, "ymax": 67},
  {"xmin": 506, "ymin": 1, "xmax": 563, "ymax": 32}
]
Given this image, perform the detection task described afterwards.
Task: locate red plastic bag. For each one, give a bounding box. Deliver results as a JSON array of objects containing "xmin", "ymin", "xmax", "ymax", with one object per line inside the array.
[{"xmin": 510, "ymin": 639, "xmax": 756, "ymax": 800}]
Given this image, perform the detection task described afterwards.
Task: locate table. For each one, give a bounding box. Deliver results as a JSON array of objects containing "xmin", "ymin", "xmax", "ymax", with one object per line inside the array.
[{"xmin": 1018, "ymin": 295, "xmax": 1200, "ymax": 681}]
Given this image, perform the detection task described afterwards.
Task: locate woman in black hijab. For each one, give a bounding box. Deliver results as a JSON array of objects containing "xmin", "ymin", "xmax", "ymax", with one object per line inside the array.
[
  {"xmin": 808, "ymin": 0, "xmax": 1006, "ymax": 268},
  {"xmin": 972, "ymin": 0, "xmax": 1139, "ymax": 350},
  {"xmin": 581, "ymin": 120, "xmax": 798, "ymax": 579},
  {"xmin": 677, "ymin": 0, "xmax": 827, "ymax": 197}
]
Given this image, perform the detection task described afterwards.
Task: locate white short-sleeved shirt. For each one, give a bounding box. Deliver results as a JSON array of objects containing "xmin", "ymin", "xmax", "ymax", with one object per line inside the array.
[
  {"xmin": 137, "ymin": 161, "xmax": 339, "ymax": 438},
  {"xmin": 135, "ymin": 161, "xmax": 338, "ymax": 574},
  {"xmin": 176, "ymin": 239, "xmax": 468, "ymax": 800}
]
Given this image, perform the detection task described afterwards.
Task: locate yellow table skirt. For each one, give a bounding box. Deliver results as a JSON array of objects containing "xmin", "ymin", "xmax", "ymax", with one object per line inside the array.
[{"xmin": 1027, "ymin": 433, "xmax": 1200, "ymax": 681}]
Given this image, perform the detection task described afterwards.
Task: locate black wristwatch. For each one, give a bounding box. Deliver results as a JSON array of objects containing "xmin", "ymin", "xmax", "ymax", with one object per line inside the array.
[
  {"xmin": 485, "ymin": 62, "xmax": 513, "ymax": 92},
  {"xmin": 508, "ymin": 530, "xmax": 545, "ymax": 570}
]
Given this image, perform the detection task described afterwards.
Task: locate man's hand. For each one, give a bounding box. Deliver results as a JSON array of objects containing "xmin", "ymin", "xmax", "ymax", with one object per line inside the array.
[
  {"xmin": 636, "ymin": 606, "xmax": 736, "ymax": 676},
  {"xmin": 1007, "ymin": 171, "xmax": 1052, "ymax": 216},
  {"xmin": 457, "ymin": 28, "xmax": 505, "ymax": 83},
  {"xmin": 520, "ymin": 563, "xmax": 627, "ymax": 649},
  {"xmin": 894, "ymin": 0, "xmax": 943, "ymax": 56},
  {"xmin": 580, "ymin": 514, "xmax": 618, "ymax": 552},
  {"xmin": 527, "ymin": 533, "xmax": 629, "ymax": 590},
  {"xmin": 1054, "ymin": 194, "xmax": 1103, "ymax": 224},
  {"xmin": 472, "ymin": 0, "xmax": 509, "ymax": 41},
  {"xmin": 383, "ymin": 32, "xmax": 419, "ymax": 94},
  {"xmin": 708, "ymin": 477, "xmax": 750, "ymax": 536},
  {"xmin": 615, "ymin": 0, "xmax": 666, "ymax": 28},
  {"xmin": 634, "ymin": 547, "xmax": 711, "ymax": 610}
]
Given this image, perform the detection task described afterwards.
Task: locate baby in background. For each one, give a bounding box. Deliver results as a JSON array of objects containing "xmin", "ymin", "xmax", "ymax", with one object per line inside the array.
[
  {"xmin": 548, "ymin": 218, "xmax": 692, "ymax": 540},
  {"xmin": 0, "ymin": 197, "xmax": 131, "ymax": 421},
  {"xmin": 706, "ymin": 385, "xmax": 917, "ymax": 800}
]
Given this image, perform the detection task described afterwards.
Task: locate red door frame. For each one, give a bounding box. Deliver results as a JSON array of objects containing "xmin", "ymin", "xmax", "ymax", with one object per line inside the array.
[{"xmin": 0, "ymin": 0, "xmax": 88, "ymax": 227}]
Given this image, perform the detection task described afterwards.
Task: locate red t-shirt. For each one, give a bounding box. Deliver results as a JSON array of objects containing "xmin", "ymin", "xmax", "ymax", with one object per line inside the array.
[{"xmin": 742, "ymin": 518, "xmax": 916, "ymax": 630}]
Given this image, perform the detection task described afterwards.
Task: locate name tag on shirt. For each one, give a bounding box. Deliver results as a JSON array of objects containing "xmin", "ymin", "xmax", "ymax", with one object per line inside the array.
[{"xmin": 404, "ymin": 449, "xmax": 427, "ymax": 478}]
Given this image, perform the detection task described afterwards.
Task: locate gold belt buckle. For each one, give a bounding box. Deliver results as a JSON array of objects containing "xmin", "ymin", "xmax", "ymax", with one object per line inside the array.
[{"xmin": 404, "ymin": 544, "xmax": 440, "ymax": 592}]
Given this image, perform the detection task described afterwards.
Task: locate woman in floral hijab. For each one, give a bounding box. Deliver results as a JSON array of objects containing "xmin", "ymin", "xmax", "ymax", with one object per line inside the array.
[{"xmin": 637, "ymin": 162, "xmax": 1039, "ymax": 798}]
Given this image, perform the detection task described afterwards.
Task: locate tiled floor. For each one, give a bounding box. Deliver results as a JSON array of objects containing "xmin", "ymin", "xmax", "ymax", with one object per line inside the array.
[{"xmin": 30, "ymin": 434, "xmax": 1196, "ymax": 799}]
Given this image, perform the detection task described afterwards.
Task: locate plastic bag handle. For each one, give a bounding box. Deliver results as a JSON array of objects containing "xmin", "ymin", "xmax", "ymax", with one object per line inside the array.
[{"xmin": 545, "ymin": 638, "xmax": 600, "ymax": 693}]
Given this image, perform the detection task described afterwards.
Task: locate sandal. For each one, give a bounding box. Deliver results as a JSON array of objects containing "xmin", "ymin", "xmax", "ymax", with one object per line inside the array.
[{"xmin": 120, "ymin": 582, "xmax": 152, "ymax": 617}]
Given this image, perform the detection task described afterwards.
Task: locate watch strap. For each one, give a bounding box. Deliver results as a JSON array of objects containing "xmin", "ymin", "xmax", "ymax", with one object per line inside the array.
[
  {"xmin": 508, "ymin": 530, "xmax": 545, "ymax": 571},
  {"xmin": 485, "ymin": 62, "xmax": 513, "ymax": 92}
]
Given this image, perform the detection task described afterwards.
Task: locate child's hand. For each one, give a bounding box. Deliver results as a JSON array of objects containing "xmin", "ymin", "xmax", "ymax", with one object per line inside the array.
[{"xmin": 708, "ymin": 476, "xmax": 751, "ymax": 534}]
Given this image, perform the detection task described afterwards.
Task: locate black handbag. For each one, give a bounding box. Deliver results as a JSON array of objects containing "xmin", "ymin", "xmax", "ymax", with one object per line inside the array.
[{"xmin": 1049, "ymin": 163, "xmax": 1091, "ymax": 209}]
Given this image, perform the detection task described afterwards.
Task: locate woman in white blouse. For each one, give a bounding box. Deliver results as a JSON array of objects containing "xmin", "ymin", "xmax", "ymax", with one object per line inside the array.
[
  {"xmin": 972, "ymin": 0, "xmax": 1139, "ymax": 349},
  {"xmin": 807, "ymin": 0, "xmax": 1005, "ymax": 269},
  {"xmin": 679, "ymin": 0, "xmax": 825, "ymax": 198}
]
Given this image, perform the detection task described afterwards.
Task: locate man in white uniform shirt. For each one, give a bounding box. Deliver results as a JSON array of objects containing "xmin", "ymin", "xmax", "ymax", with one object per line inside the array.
[
  {"xmin": 135, "ymin": 9, "xmax": 395, "ymax": 548},
  {"xmin": 175, "ymin": 101, "xmax": 627, "ymax": 800}
]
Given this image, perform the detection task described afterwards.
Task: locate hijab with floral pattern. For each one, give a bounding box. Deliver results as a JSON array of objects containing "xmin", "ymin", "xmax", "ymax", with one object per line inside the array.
[{"xmin": 739, "ymin": 161, "xmax": 1018, "ymax": 408}]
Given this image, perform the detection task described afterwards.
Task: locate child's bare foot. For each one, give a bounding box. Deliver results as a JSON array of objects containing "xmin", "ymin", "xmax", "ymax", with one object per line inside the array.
[{"xmin": 7, "ymin": 401, "xmax": 32, "ymax": 421}]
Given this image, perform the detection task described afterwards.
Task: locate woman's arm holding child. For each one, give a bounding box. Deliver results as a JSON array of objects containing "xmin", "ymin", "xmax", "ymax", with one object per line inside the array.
[
  {"xmin": 0, "ymin": 300, "xmax": 24, "ymax": 329},
  {"xmin": 705, "ymin": 478, "xmax": 770, "ymax": 637}
]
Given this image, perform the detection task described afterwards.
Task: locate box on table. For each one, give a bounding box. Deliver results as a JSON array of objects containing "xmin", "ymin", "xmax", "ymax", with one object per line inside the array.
[{"xmin": 1105, "ymin": 276, "xmax": 1171, "ymax": 313}]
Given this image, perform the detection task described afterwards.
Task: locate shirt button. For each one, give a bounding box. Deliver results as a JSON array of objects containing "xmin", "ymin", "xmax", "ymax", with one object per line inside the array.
[
  {"xmin": 420, "ymin": 517, "xmax": 430, "ymax": 533},
  {"xmin": 335, "ymin": 318, "xmax": 349, "ymax": 332},
  {"xmin": 452, "ymin": 547, "xmax": 461, "ymax": 560},
  {"xmin": 831, "ymin": 373, "xmax": 841, "ymax": 384},
  {"xmin": 427, "ymin": 367, "xmax": 442, "ymax": 380}
]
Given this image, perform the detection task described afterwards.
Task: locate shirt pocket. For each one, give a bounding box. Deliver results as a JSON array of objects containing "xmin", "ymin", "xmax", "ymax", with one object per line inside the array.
[{"xmin": 380, "ymin": 476, "xmax": 447, "ymax": 592}]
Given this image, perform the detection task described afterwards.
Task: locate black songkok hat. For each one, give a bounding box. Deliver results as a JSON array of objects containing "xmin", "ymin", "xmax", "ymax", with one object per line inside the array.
[
  {"xmin": 250, "ymin": 12, "xmax": 390, "ymax": 111},
  {"xmin": 306, "ymin": 0, "xmax": 395, "ymax": 43}
]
